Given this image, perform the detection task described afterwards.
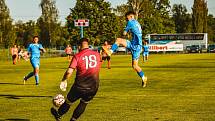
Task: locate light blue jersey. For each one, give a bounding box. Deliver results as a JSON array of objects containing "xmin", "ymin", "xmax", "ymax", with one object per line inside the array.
[
  {"xmin": 28, "ymin": 44, "xmax": 43, "ymax": 58},
  {"xmin": 125, "ymin": 18, "xmax": 142, "ymax": 46},
  {"xmin": 143, "ymin": 45, "xmax": 149, "ymax": 57},
  {"xmin": 143, "ymin": 45, "xmax": 149, "ymax": 52},
  {"xmin": 27, "ymin": 44, "xmax": 43, "ymax": 68},
  {"xmin": 125, "ymin": 19, "xmax": 142, "ymax": 60}
]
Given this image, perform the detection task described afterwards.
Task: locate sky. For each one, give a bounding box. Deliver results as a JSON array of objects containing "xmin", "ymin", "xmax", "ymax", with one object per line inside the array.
[{"xmin": 5, "ymin": 0, "xmax": 215, "ymax": 23}]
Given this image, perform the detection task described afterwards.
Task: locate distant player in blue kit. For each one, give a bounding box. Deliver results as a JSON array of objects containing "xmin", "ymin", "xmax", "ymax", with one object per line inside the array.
[
  {"xmin": 23, "ymin": 36, "xmax": 46, "ymax": 85},
  {"xmin": 142, "ymin": 41, "xmax": 149, "ymax": 62},
  {"xmin": 103, "ymin": 11, "xmax": 148, "ymax": 87}
]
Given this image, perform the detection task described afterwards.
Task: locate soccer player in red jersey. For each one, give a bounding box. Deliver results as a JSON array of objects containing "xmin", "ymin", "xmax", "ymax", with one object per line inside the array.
[{"xmin": 51, "ymin": 38, "xmax": 101, "ymax": 121}]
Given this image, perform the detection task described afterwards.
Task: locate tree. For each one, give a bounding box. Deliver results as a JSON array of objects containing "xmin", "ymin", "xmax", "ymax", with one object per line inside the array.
[
  {"xmin": 128, "ymin": 0, "xmax": 144, "ymax": 19},
  {"xmin": 115, "ymin": 0, "xmax": 175, "ymax": 36},
  {"xmin": 192, "ymin": 0, "xmax": 208, "ymax": 33},
  {"xmin": 37, "ymin": 0, "xmax": 59, "ymax": 47},
  {"xmin": 0, "ymin": 0, "xmax": 16, "ymax": 48},
  {"xmin": 207, "ymin": 14, "xmax": 215, "ymax": 43},
  {"xmin": 67, "ymin": 0, "xmax": 121, "ymax": 45},
  {"xmin": 172, "ymin": 4, "xmax": 192, "ymax": 33},
  {"xmin": 14, "ymin": 20, "xmax": 40, "ymax": 47}
]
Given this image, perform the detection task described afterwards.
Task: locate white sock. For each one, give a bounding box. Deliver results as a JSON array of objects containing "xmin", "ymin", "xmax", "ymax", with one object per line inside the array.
[{"xmin": 110, "ymin": 50, "xmax": 113, "ymax": 54}]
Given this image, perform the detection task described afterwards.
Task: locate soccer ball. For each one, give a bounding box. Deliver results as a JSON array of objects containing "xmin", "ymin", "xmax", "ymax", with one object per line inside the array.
[{"xmin": 53, "ymin": 94, "xmax": 65, "ymax": 107}]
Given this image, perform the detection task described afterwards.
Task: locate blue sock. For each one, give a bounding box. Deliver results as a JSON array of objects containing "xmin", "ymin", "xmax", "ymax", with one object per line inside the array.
[
  {"xmin": 137, "ymin": 71, "xmax": 144, "ymax": 78},
  {"xmin": 111, "ymin": 43, "xmax": 118, "ymax": 52},
  {"xmin": 35, "ymin": 74, "xmax": 39, "ymax": 84},
  {"xmin": 25, "ymin": 72, "xmax": 34, "ymax": 80}
]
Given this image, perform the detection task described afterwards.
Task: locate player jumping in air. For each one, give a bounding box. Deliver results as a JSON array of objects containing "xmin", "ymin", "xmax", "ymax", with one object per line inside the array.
[
  {"xmin": 23, "ymin": 36, "xmax": 46, "ymax": 85},
  {"xmin": 103, "ymin": 11, "xmax": 148, "ymax": 87},
  {"xmin": 101, "ymin": 41, "xmax": 111, "ymax": 69},
  {"xmin": 142, "ymin": 41, "xmax": 149, "ymax": 62},
  {"xmin": 51, "ymin": 38, "xmax": 101, "ymax": 121}
]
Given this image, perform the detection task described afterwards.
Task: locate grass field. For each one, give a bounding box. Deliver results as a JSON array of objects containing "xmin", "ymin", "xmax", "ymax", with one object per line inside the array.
[{"xmin": 0, "ymin": 53, "xmax": 215, "ymax": 121}]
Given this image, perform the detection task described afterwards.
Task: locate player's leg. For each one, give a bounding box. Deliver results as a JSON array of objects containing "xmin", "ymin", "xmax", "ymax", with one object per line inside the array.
[
  {"xmin": 68, "ymin": 54, "xmax": 70, "ymax": 61},
  {"xmin": 143, "ymin": 52, "xmax": 147, "ymax": 62},
  {"xmin": 103, "ymin": 38, "xmax": 127, "ymax": 56},
  {"xmin": 70, "ymin": 89, "xmax": 98, "ymax": 121},
  {"xmin": 102, "ymin": 56, "xmax": 106, "ymax": 63},
  {"xmin": 51, "ymin": 99, "xmax": 71, "ymax": 121},
  {"xmin": 34, "ymin": 67, "xmax": 40, "ymax": 85},
  {"xmin": 70, "ymin": 100, "xmax": 88, "ymax": 121},
  {"xmin": 15, "ymin": 54, "xmax": 18, "ymax": 63},
  {"xmin": 132, "ymin": 49, "xmax": 147, "ymax": 87},
  {"xmin": 23, "ymin": 59, "xmax": 35, "ymax": 84},
  {"xmin": 12, "ymin": 55, "xmax": 16, "ymax": 65},
  {"xmin": 31, "ymin": 58, "xmax": 40, "ymax": 85},
  {"xmin": 142, "ymin": 53, "xmax": 145, "ymax": 63},
  {"xmin": 23, "ymin": 72, "xmax": 34, "ymax": 83},
  {"xmin": 12, "ymin": 55, "xmax": 14, "ymax": 64},
  {"xmin": 107, "ymin": 56, "xmax": 111, "ymax": 69},
  {"xmin": 51, "ymin": 86, "xmax": 80, "ymax": 120},
  {"xmin": 146, "ymin": 53, "xmax": 149, "ymax": 61},
  {"xmin": 132, "ymin": 60, "xmax": 147, "ymax": 87}
]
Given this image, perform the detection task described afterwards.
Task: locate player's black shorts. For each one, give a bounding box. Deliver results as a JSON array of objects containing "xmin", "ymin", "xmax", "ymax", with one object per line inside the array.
[
  {"xmin": 67, "ymin": 85, "xmax": 98, "ymax": 103},
  {"xmin": 66, "ymin": 54, "xmax": 71, "ymax": 56},
  {"xmin": 102, "ymin": 56, "xmax": 110, "ymax": 61},
  {"xmin": 12, "ymin": 55, "xmax": 17, "ymax": 60}
]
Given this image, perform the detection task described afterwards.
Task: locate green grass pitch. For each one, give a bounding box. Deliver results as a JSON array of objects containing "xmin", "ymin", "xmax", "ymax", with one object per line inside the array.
[{"xmin": 0, "ymin": 54, "xmax": 215, "ymax": 121}]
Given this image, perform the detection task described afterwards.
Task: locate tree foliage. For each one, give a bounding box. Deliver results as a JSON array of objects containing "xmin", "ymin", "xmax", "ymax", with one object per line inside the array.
[
  {"xmin": 0, "ymin": 0, "xmax": 16, "ymax": 48},
  {"xmin": 115, "ymin": 0, "xmax": 175, "ymax": 36},
  {"xmin": 14, "ymin": 20, "xmax": 40, "ymax": 47},
  {"xmin": 1, "ymin": 0, "xmax": 215, "ymax": 49},
  {"xmin": 37, "ymin": 0, "xmax": 59, "ymax": 47},
  {"xmin": 192, "ymin": 0, "xmax": 208, "ymax": 33},
  {"xmin": 172, "ymin": 4, "xmax": 192, "ymax": 33},
  {"xmin": 207, "ymin": 14, "xmax": 215, "ymax": 43},
  {"xmin": 67, "ymin": 0, "xmax": 121, "ymax": 45}
]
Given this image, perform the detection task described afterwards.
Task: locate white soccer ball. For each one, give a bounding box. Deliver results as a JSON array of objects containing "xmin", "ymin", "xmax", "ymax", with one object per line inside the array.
[{"xmin": 53, "ymin": 94, "xmax": 65, "ymax": 107}]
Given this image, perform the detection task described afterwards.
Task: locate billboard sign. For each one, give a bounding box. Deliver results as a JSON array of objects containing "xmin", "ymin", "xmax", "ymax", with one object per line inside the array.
[
  {"xmin": 149, "ymin": 44, "xmax": 184, "ymax": 52},
  {"xmin": 74, "ymin": 19, "xmax": 89, "ymax": 27}
]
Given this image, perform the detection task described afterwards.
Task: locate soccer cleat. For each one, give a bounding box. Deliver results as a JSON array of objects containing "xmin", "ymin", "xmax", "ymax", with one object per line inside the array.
[
  {"xmin": 142, "ymin": 76, "xmax": 148, "ymax": 88},
  {"xmin": 23, "ymin": 76, "xmax": 26, "ymax": 85},
  {"xmin": 51, "ymin": 107, "xmax": 61, "ymax": 121},
  {"xmin": 102, "ymin": 46, "xmax": 112, "ymax": 56}
]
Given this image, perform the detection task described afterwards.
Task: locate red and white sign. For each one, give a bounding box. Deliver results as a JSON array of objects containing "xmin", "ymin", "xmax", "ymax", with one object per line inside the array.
[
  {"xmin": 149, "ymin": 44, "xmax": 183, "ymax": 52},
  {"xmin": 74, "ymin": 19, "xmax": 89, "ymax": 27}
]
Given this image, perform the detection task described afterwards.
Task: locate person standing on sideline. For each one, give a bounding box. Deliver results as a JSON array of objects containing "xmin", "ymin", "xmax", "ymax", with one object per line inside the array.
[
  {"xmin": 51, "ymin": 38, "xmax": 101, "ymax": 121},
  {"xmin": 65, "ymin": 44, "xmax": 73, "ymax": 61},
  {"xmin": 23, "ymin": 36, "xmax": 46, "ymax": 85},
  {"xmin": 142, "ymin": 41, "xmax": 149, "ymax": 62},
  {"xmin": 101, "ymin": 41, "xmax": 111, "ymax": 69},
  {"xmin": 102, "ymin": 11, "xmax": 148, "ymax": 87},
  {"xmin": 11, "ymin": 44, "xmax": 18, "ymax": 65}
]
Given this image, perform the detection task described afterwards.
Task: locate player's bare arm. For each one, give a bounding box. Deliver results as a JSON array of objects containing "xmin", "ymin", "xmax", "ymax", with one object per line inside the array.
[
  {"xmin": 40, "ymin": 48, "xmax": 46, "ymax": 53},
  {"xmin": 62, "ymin": 68, "xmax": 74, "ymax": 82},
  {"xmin": 60, "ymin": 68, "xmax": 74, "ymax": 91}
]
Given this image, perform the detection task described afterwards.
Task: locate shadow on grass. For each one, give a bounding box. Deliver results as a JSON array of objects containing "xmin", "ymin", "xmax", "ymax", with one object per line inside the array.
[
  {"xmin": 2, "ymin": 119, "xmax": 30, "ymax": 121},
  {"xmin": 0, "ymin": 94, "xmax": 52, "ymax": 100},
  {"xmin": 101, "ymin": 65, "xmax": 215, "ymax": 69},
  {"xmin": 0, "ymin": 82, "xmax": 34, "ymax": 86}
]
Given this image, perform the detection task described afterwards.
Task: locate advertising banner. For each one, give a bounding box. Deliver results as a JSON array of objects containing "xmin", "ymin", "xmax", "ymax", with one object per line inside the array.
[{"xmin": 149, "ymin": 44, "xmax": 184, "ymax": 52}]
